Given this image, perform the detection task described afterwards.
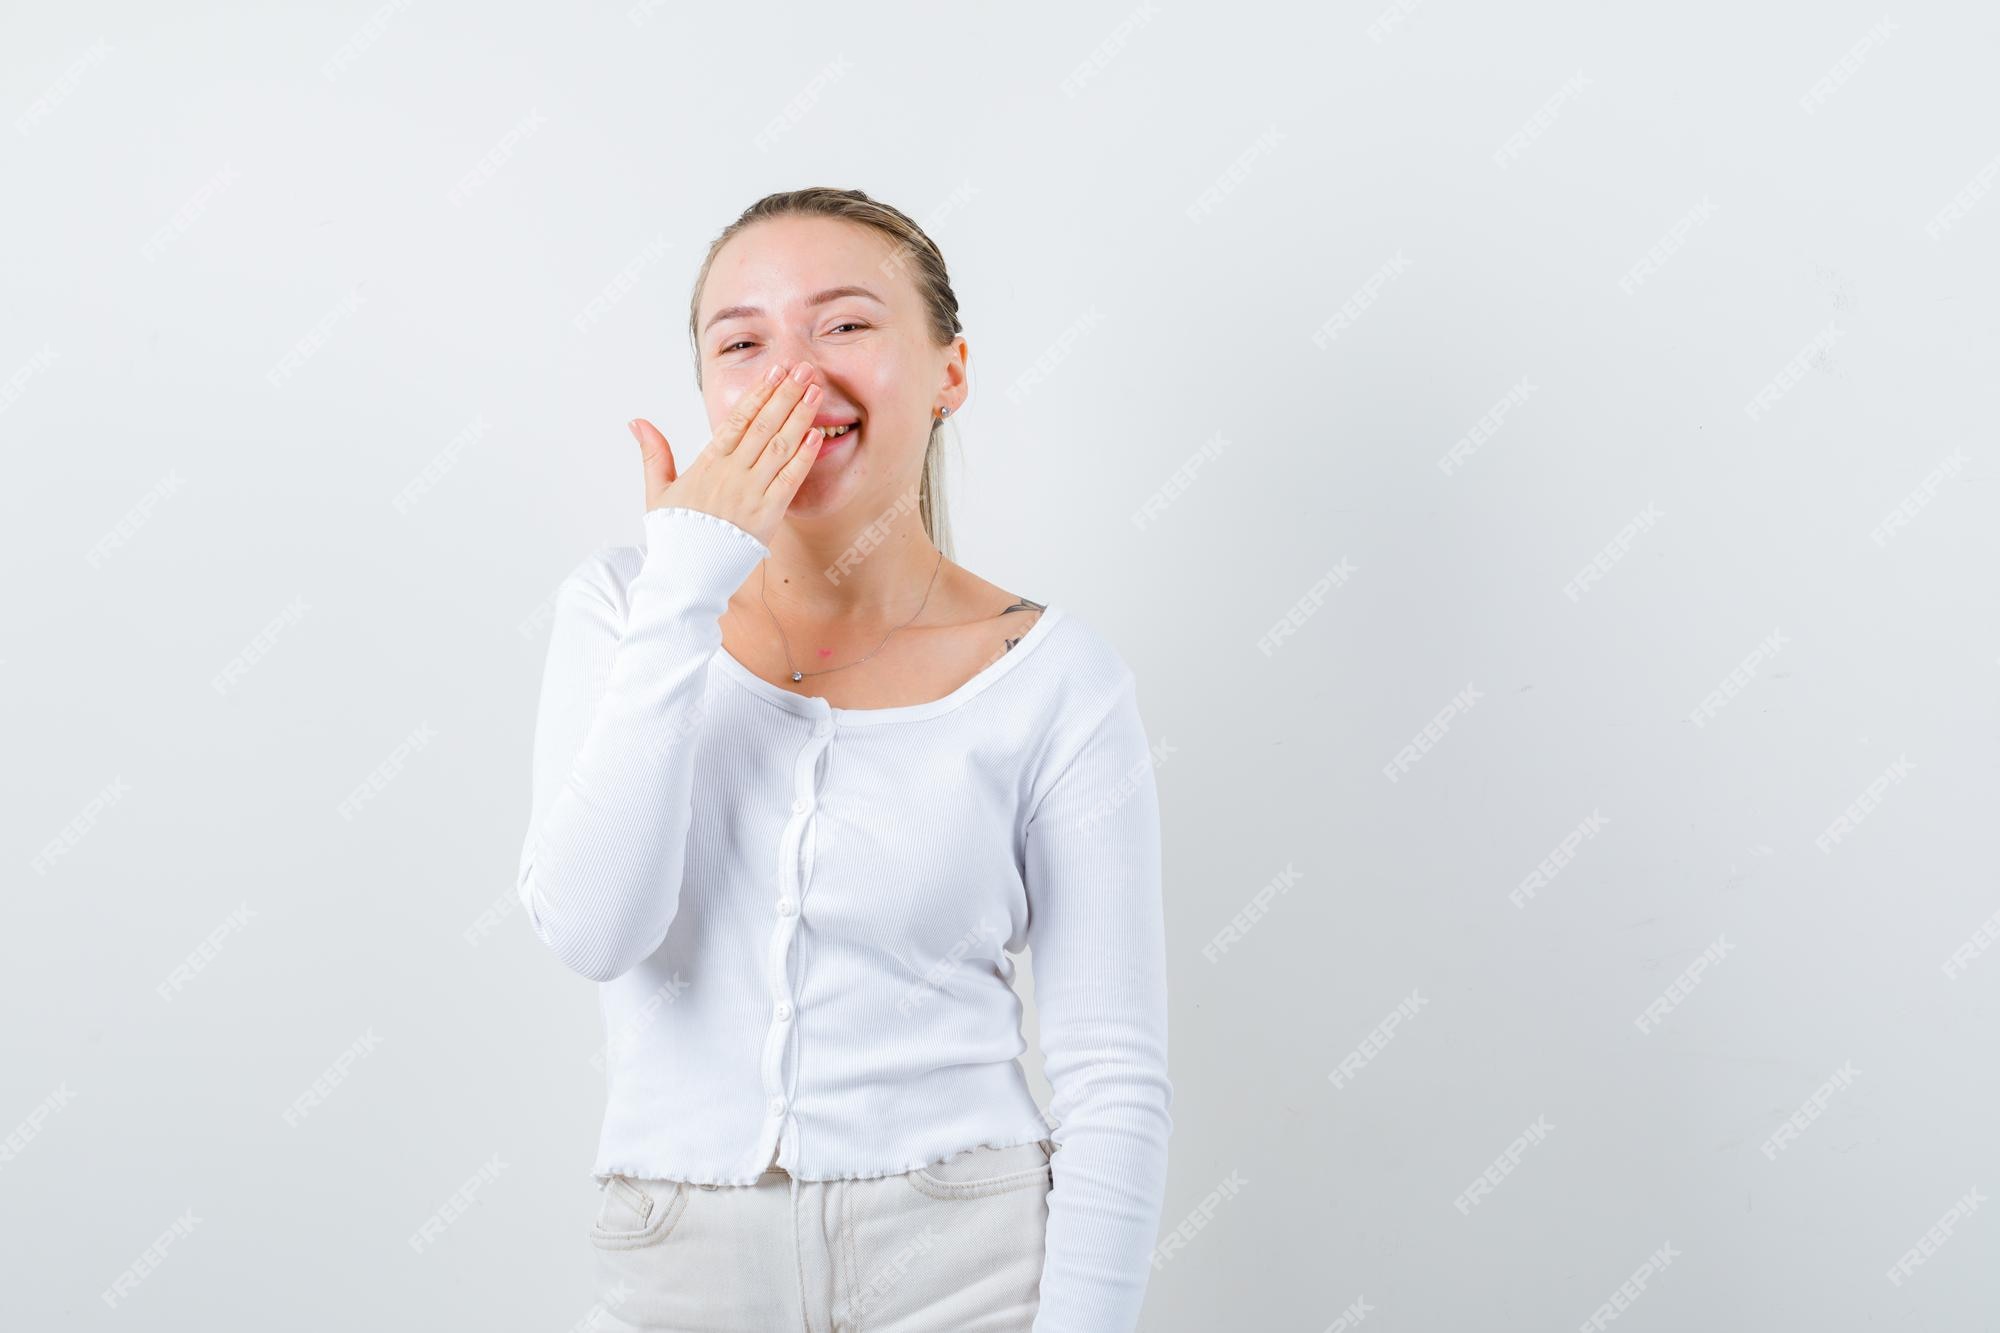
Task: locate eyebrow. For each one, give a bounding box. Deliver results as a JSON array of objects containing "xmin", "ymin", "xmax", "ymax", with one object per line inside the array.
[{"xmin": 702, "ymin": 285, "xmax": 888, "ymax": 336}]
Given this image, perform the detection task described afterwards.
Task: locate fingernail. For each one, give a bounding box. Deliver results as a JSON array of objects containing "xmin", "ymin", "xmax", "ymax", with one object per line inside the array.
[
  {"xmin": 766, "ymin": 364, "xmax": 786, "ymax": 385},
  {"xmin": 790, "ymin": 362, "xmax": 813, "ymax": 383},
  {"xmin": 627, "ymin": 420, "xmax": 641, "ymax": 441}
]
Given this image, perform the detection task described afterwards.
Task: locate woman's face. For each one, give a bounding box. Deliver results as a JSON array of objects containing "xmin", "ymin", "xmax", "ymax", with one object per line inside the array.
[{"xmin": 695, "ymin": 215, "xmax": 965, "ymax": 523}]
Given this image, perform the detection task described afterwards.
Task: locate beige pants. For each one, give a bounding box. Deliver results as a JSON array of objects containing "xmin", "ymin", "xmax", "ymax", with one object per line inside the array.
[{"xmin": 588, "ymin": 1139, "xmax": 1054, "ymax": 1332}]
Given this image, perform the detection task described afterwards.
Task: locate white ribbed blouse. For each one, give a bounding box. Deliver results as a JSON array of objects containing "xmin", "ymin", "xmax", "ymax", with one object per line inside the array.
[{"xmin": 516, "ymin": 505, "xmax": 1172, "ymax": 1331}]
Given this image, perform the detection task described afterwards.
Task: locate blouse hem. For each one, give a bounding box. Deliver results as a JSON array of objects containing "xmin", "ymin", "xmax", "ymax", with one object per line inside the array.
[{"xmin": 591, "ymin": 1130, "xmax": 1056, "ymax": 1187}]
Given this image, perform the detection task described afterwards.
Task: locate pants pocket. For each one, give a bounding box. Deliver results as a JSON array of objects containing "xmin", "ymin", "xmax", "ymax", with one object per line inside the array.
[
  {"xmin": 852, "ymin": 1145, "xmax": 1052, "ymax": 1328},
  {"xmin": 904, "ymin": 1139, "xmax": 1054, "ymax": 1202},
  {"xmin": 588, "ymin": 1174, "xmax": 692, "ymax": 1249}
]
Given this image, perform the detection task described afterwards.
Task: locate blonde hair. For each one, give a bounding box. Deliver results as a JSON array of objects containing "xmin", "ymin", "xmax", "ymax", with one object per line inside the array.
[{"xmin": 687, "ymin": 187, "xmax": 963, "ymax": 559}]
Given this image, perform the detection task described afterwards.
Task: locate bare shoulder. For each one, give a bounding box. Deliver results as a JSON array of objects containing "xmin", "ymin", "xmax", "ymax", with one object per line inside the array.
[
  {"xmin": 943, "ymin": 565, "xmax": 1047, "ymax": 655},
  {"xmin": 993, "ymin": 593, "xmax": 1048, "ymax": 653}
]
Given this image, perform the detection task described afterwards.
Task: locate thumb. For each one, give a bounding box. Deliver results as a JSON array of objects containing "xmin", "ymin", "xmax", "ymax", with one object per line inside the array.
[{"xmin": 628, "ymin": 417, "xmax": 676, "ymax": 497}]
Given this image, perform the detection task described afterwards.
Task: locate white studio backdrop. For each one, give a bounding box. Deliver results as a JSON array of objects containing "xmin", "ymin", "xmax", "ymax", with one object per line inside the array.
[{"xmin": 4, "ymin": 1, "xmax": 1997, "ymax": 1329}]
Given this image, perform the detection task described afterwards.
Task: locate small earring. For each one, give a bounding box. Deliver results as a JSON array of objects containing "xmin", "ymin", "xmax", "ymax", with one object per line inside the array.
[{"xmin": 938, "ymin": 406, "xmax": 951, "ymax": 419}]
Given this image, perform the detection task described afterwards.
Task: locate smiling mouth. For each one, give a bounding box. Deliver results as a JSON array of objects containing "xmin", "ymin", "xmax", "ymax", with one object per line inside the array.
[{"xmin": 814, "ymin": 419, "xmax": 860, "ymax": 452}]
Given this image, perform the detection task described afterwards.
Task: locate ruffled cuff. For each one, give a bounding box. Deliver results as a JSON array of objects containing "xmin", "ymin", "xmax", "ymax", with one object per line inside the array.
[{"xmin": 639, "ymin": 505, "xmax": 770, "ymax": 595}]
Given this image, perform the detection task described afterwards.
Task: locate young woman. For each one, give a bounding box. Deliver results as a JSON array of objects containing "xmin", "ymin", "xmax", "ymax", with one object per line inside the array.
[{"xmin": 517, "ymin": 187, "xmax": 1171, "ymax": 1331}]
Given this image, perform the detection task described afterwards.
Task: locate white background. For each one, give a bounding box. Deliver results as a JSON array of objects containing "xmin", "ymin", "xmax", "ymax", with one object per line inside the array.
[{"xmin": 4, "ymin": 1, "xmax": 1997, "ymax": 1328}]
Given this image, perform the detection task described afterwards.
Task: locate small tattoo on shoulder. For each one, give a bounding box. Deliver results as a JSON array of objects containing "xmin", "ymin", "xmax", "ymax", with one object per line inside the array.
[{"xmin": 998, "ymin": 597, "xmax": 1046, "ymax": 652}]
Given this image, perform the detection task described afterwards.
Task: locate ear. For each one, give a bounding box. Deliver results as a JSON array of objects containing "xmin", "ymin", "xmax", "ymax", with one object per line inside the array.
[{"xmin": 939, "ymin": 334, "xmax": 970, "ymax": 412}]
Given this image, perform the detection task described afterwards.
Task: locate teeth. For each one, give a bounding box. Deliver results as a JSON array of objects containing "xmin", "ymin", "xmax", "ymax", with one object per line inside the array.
[{"xmin": 824, "ymin": 424, "xmax": 855, "ymax": 438}]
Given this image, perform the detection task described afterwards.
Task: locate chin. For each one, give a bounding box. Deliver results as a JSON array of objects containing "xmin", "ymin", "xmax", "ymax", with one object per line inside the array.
[{"xmin": 783, "ymin": 459, "xmax": 854, "ymax": 516}]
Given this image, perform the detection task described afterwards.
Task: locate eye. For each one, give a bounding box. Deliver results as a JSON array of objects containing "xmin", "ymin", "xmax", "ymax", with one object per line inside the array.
[{"xmin": 718, "ymin": 322, "xmax": 866, "ymax": 356}]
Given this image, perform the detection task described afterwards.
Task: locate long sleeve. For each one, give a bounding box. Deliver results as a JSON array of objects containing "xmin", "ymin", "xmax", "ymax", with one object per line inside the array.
[
  {"xmin": 517, "ymin": 505, "xmax": 769, "ymax": 983},
  {"xmin": 1022, "ymin": 672, "xmax": 1174, "ymax": 1333}
]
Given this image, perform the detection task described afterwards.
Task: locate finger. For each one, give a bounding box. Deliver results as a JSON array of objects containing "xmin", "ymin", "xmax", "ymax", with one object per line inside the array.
[
  {"xmin": 630, "ymin": 418, "xmax": 675, "ymax": 492},
  {"xmin": 769, "ymin": 426, "xmax": 825, "ymax": 498},
  {"xmin": 717, "ymin": 361, "xmax": 793, "ymax": 455},
  {"xmin": 751, "ymin": 382, "xmax": 823, "ymax": 481},
  {"xmin": 757, "ymin": 423, "xmax": 822, "ymax": 490},
  {"xmin": 738, "ymin": 363, "xmax": 816, "ymax": 464}
]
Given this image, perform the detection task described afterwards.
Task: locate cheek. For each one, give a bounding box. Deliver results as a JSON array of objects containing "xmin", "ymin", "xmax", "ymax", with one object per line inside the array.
[
  {"xmin": 827, "ymin": 351, "xmax": 903, "ymax": 405},
  {"xmin": 704, "ymin": 372, "xmax": 753, "ymax": 425}
]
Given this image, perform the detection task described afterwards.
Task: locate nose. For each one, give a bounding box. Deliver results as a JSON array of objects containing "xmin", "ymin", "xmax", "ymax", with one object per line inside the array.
[{"xmin": 763, "ymin": 328, "xmax": 819, "ymax": 377}]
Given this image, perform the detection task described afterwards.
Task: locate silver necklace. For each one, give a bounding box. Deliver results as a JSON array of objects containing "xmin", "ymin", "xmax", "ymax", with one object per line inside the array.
[{"xmin": 758, "ymin": 549, "xmax": 946, "ymax": 682}]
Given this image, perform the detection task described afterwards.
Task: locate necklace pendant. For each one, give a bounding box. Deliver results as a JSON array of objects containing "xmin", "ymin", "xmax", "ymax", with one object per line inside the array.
[{"xmin": 791, "ymin": 671, "xmax": 804, "ymax": 682}]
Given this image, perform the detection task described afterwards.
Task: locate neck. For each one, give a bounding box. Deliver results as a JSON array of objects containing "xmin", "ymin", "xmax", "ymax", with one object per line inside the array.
[{"xmin": 757, "ymin": 508, "xmax": 943, "ymax": 625}]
